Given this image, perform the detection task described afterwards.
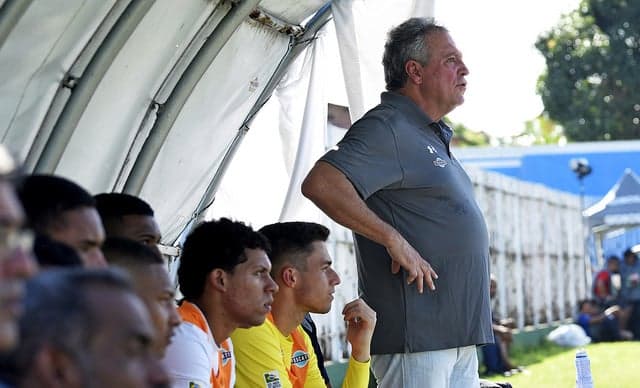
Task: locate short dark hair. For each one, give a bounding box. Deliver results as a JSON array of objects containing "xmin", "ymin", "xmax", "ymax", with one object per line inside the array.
[
  {"xmin": 94, "ymin": 193, "xmax": 154, "ymax": 219},
  {"xmin": 33, "ymin": 234, "xmax": 83, "ymax": 268},
  {"xmin": 12, "ymin": 269, "xmax": 133, "ymax": 380},
  {"xmin": 606, "ymin": 255, "xmax": 620, "ymax": 263},
  {"xmin": 578, "ymin": 298, "xmax": 597, "ymax": 311},
  {"xmin": 623, "ymin": 248, "xmax": 637, "ymax": 259},
  {"xmin": 17, "ymin": 174, "xmax": 95, "ymax": 233},
  {"xmin": 258, "ymin": 222, "xmax": 329, "ymax": 272},
  {"xmin": 102, "ymin": 237, "xmax": 164, "ymax": 268},
  {"xmin": 382, "ymin": 17, "xmax": 447, "ymax": 91},
  {"xmin": 178, "ymin": 218, "xmax": 269, "ymax": 301}
]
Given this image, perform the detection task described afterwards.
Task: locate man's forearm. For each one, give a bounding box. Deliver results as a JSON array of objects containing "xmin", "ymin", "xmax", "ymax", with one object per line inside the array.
[{"xmin": 302, "ymin": 161, "xmax": 398, "ymax": 247}]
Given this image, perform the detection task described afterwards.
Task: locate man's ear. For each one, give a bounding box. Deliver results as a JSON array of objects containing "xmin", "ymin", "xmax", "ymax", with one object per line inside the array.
[
  {"xmin": 405, "ymin": 60, "xmax": 424, "ymax": 85},
  {"xmin": 281, "ymin": 267, "xmax": 297, "ymax": 288},
  {"xmin": 31, "ymin": 345, "xmax": 82, "ymax": 388},
  {"xmin": 209, "ymin": 268, "xmax": 227, "ymax": 292}
]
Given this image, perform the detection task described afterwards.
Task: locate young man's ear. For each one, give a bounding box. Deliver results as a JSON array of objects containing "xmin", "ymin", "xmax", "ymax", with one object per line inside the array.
[
  {"xmin": 30, "ymin": 344, "xmax": 83, "ymax": 388},
  {"xmin": 209, "ymin": 268, "xmax": 227, "ymax": 291},
  {"xmin": 281, "ymin": 267, "xmax": 298, "ymax": 288}
]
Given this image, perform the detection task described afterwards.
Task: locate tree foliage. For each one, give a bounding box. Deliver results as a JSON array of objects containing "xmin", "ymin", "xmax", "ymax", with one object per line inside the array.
[
  {"xmin": 444, "ymin": 118, "xmax": 490, "ymax": 147},
  {"xmin": 536, "ymin": 0, "xmax": 640, "ymax": 141}
]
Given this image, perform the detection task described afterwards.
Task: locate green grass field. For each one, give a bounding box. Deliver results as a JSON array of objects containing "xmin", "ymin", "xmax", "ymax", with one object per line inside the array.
[{"xmin": 483, "ymin": 341, "xmax": 640, "ymax": 387}]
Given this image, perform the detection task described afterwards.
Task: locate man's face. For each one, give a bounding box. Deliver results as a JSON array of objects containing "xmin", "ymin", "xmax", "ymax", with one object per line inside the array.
[
  {"xmin": 296, "ymin": 241, "xmax": 341, "ymax": 314},
  {"xmin": 48, "ymin": 207, "xmax": 106, "ymax": 268},
  {"xmin": 625, "ymin": 253, "xmax": 637, "ymax": 266},
  {"xmin": 111, "ymin": 215, "xmax": 162, "ymax": 255},
  {"xmin": 223, "ymin": 248, "xmax": 278, "ymax": 328},
  {"xmin": 84, "ymin": 287, "xmax": 169, "ymax": 388},
  {"xmin": 131, "ymin": 264, "xmax": 180, "ymax": 357},
  {"xmin": 419, "ymin": 31, "xmax": 469, "ymax": 117},
  {"xmin": 0, "ymin": 181, "xmax": 37, "ymax": 350}
]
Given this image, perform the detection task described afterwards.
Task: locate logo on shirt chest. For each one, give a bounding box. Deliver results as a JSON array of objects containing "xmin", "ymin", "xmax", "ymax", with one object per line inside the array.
[
  {"xmin": 291, "ymin": 350, "xmax": 310, "ymax": 368},
  {"xmin": 426, "ymin": 145, "xmax": 437, "ymax": 154},
  {"xmin": 220, "ymin": 349, "xmax": 232, "ymax": 365},
  {"xmin": 263, "ymin": 370, "xmax": 282, "ymax": 388},
  {"xmin": 433, "ymin": 157, "xmax": 447, "ymax": 168}
]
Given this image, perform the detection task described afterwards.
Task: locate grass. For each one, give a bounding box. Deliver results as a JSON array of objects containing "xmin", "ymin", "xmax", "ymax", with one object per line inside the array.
[{"xmin": 483, "ymin": 341, "xmax": 640, "ymax": 387}]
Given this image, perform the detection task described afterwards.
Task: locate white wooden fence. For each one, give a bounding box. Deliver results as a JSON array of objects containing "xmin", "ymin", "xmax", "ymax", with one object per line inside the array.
[{"xmin": 313, "ymin": 167, "xmax": 587, "ymax": 362}]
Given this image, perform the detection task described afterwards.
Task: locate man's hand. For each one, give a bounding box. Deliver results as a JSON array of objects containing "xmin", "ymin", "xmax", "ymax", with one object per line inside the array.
[
  {"xmin": 387, "ymin": 234, "xmax": 438, "ymax": 293},
  {"xmin": 343, "ymin": 299, "xmax": 376, "ymax": 363}
]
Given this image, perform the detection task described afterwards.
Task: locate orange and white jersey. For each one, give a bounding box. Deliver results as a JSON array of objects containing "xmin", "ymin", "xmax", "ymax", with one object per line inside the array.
[{"xmin": 163, "ymin": 301, "xmax": 235, "ymax": 388}]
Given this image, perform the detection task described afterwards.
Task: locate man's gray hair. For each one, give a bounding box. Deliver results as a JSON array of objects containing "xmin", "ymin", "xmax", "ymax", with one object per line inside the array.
[{"xmin": 382, "ymin": 17, "xmax": 448, "ymax": 91}]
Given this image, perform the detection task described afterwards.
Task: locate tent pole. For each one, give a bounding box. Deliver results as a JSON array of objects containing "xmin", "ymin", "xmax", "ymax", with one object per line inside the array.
[
  {"xmin": 33, "ymin": 0, "xmax": 154, "ymax": 174},
  {"xmin": 187, "ymin": 3, "xmax": 333, "ymax": 229},
  {"xmin": 122, "ymin": 0, "xmax": 261, "ymax": 195},
  {"xmin": 0, "ymin": 0, "xmax": 33, "ymax": 51}
]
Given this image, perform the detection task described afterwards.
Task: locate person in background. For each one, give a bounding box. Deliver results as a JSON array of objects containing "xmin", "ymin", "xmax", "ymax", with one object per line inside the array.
[
  {"xmin": 232, "ymin": 221, "xmax": 376, "ymax": 388},
  {"xmin": 0, "ymin": 145, "xmax": 37, "ymax": 352},
  {"xmin": 620, "ymin": 248, "xmax": 640, "ymax": 338},
  {"xmin": 17, "ymin": 175, "xmax": 106, "ymax": 267},
  {"xmin": 32, "ymin": 235, "xmax": 83, "ymax": 268},
  {"xmin": 302, "ymin": 17, "xmax": 492, "ymax": 388},
  {"xmin": 8, "ymin": 269, "xmax": 170, "ymax": 387},
  {"xmin": 94, "ymin": 193, "xmax": 162, "ymax": 255},
  {"xmin": 103, "ymin": 237, "xmax": 181, "ymax": 357},
  {"xmin": 482, "ymin": 275, "xmax": 519, "ymax": 376},
  {"xmin": 593, "ymin": 255, "xmax": 621, "ymax": 308},
  {"xmin": 575, "ymin": 298, "xmax": 632, "ymax": 342},
  {"xmin": 162, "ymin": 218, "xmax": 278, "ymax": 388}
]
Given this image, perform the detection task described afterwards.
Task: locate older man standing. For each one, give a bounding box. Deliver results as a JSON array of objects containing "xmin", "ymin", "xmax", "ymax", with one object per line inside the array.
[{"xmin": 302, "ymin": 17, "xmax": 492, "ymax": 388}]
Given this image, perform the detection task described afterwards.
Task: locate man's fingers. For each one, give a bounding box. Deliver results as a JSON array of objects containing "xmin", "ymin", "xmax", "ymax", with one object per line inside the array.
[
  {"xmin": 391, "ymin": 260, "xmax": 400, "ymax": 274},
  {"xmin": 415, "ymin": 269, "xmax": 424, "ymax": 293}
]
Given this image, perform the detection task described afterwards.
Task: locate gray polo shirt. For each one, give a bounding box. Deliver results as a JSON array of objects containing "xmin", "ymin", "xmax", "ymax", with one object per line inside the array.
[{"xmin": 321, "ymin": 91, "xmax": 493, "ymax": 354}]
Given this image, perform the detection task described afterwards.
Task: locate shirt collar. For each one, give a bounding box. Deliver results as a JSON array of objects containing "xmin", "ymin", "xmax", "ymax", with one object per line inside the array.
[{"xmin": 380, "ymin": 91, "xmax": 453, "ymax": 145}]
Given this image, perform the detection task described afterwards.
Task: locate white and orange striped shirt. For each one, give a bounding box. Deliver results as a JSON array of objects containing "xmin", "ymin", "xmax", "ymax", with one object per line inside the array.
[{"xmin": 163, "ymin": 301, "xmax": 235, "ymax": 388}]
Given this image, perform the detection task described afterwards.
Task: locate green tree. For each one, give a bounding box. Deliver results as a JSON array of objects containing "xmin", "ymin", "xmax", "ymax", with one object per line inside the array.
[
  {"xmin": 535, "ymin": 0, "xmax": 640, "ymax": 141},
  {"xmin": 444, "ymin": 118, "xmax": 491, "ymax": 147}
]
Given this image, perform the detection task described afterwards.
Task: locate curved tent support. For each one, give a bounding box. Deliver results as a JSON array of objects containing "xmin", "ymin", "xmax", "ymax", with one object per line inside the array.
[
  {"xmin": 33, "ymin": 0, "xmax": 154, "ymax": 173},
  {"xmin": 0, "ymin": 0, "xmax": 33, "ymax": 50},
  {"xmin": 122, "ymin": 0, "xmax": 261, "ymax": 195},
  {"xmin": 188, "ymin": 3, "xmax": 332, "ymax": 230}
]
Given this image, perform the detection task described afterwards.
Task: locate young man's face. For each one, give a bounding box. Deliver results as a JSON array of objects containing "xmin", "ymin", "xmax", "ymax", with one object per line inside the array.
[
  {"xmin": 296, "ymin": 241, "xmax": 341, "ymax": 314},
  {"xmin": 130, "ymin": 264, "xmax": 180, "ymax": 357},
  {"xmin": 82, "ymin": 287, "xmax": 170, "ymax": 388},
  {"xmin": 110, "ymin": 214, "xmax": 162, "ymax": 255},
  {"xmin": 0, "ymin": 181, "xmax": 37, "ymax": 351},
  {"xmin": 48, "ymin": 206, "xmax": 106, "ymax": 268},
  {"xmin": 223, "ymin": 248, "xmax": 278, "ymax": 328}
]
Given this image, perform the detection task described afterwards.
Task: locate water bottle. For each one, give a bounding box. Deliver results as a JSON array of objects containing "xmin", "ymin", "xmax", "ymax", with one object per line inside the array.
[{"xmin": 575, "ymin": 349, "xmax": 594, "ymax": 388}]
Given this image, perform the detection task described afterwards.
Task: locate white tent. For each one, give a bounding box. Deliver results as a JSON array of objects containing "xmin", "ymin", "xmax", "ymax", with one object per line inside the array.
[
  {"xmin": 584, "ymin": 168, "xmax": 640, "ymax": 266},
  {"xmin": 0, "ymin": 0, "xmax": 431, "ymax": 244}
]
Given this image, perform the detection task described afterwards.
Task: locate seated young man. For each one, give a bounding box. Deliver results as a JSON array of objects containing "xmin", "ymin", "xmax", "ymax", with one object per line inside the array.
[
  {"xmin": 232, "ymin": 221, "xmax": 376, "ymax": 388},
  {"xmin": 162, "ymin": 218, "xmax": 278, "ymax": 388}
]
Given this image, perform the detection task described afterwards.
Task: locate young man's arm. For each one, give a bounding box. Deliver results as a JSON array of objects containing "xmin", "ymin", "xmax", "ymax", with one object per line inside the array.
[{"xmin": 341, "ymin": 299, "xmax": 376, "ymax": 388}]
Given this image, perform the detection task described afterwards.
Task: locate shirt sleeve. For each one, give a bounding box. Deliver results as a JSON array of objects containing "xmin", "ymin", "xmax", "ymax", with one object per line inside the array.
[
  {"xmin": 321, "ymin": 116, "xmax": 403, "ymax": 200},
  {"xmin": 163, "ymin": 325, "xmax": 212, "ymax": 388},
  {"xmin": 341, "ymin": 356, "xmax": 371, "ymax": 388}
]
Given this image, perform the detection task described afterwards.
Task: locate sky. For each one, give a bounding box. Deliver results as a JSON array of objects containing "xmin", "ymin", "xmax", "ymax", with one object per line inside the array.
[{"xmin": 435, "ymin": 0, "xmax": 582, "ymax": 138}]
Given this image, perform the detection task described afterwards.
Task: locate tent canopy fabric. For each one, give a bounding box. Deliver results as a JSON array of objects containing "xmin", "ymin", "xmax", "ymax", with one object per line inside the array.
[
  {"xmin": 0, "ymin": 0, "xmax": 332, "ymax": 244},
  {"xmin": 584, "ymin": 168, "xmax": 640, "ymax": 233}
]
